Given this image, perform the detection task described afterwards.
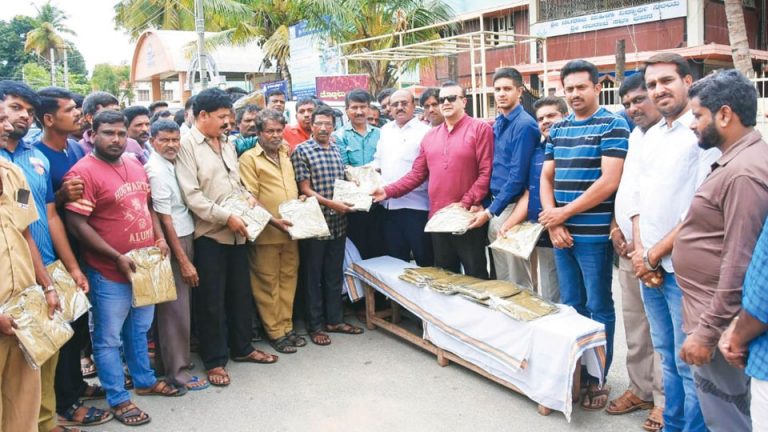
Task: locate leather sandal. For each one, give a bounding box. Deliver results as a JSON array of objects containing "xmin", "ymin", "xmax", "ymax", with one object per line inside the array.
[{"xmin": 606, "ymin": 390, "xmax": 653, "ymax": 415}]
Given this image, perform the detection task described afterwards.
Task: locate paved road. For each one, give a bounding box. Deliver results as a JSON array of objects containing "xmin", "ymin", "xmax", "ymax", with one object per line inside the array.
[{"xmin": 88, "ymin": 270, "xmax": 651, "ymax": 432}]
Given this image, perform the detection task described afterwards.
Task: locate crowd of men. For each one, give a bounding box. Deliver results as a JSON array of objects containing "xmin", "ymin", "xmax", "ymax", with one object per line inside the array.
[{"xmin": 0, "ymin": 51, "xmax": 766, "ymax": 432}]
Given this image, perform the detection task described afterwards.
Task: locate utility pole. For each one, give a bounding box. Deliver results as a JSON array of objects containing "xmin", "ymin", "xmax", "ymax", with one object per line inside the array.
[
  {"xmin": 49, "ymin": 47, "xmax": 56, "ymax": 86},
  {"xmin": 62, "ymin": 46, "xmax": 69, "ymax": 89},
  {"xmin": 194, "ymin": 0, "xmax": 208, "ymax": 89}
]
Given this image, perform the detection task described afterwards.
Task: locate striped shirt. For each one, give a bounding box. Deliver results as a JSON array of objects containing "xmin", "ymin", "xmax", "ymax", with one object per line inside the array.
[{"xmin": 545, "ymin": 107, "xmax": 629, "ymax": 242}]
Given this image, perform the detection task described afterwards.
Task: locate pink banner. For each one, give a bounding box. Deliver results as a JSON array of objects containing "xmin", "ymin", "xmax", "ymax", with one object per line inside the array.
[{"xmin": 316, "ymin": 75, "xmax": 369, "ymax": 102}]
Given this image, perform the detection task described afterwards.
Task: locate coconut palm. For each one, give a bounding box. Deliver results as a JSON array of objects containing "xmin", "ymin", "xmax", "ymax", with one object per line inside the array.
[
  {"xmin": 724, "ymin": 0, "xmax": 753, "ymax": 77},
  {"xmin": 23, "ymin": 1, "xmax": 76, "ymax": 62}
]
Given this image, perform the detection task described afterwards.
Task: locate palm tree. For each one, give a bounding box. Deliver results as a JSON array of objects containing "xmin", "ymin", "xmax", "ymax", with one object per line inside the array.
[
  {"xmin": 724, "ymin": 0, "xmax": 753, "ymax": 77},
  {"xmin": 24, "ymin": 1, "xmax": 76, "ymax": 63}
]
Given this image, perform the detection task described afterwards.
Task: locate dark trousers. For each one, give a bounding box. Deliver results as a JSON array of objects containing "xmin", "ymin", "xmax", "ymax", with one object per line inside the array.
[
  {"xmin": 385, "ymin": 208, "xmax": 433, "ymax": 267},
  {"xmin": 194, "ymin": 237, "xmax": 254, "ymax": 370},
  {"xmin": 347, "ymin": 205, "xmax": 386, "ymax": 259},
  {"xmin": 431, "ymin": 227, "xmax": 489, "ymax": 279},
  {"xmin": 299, "ymin": 236, "xmax": 346, "ymax": 332},
  {"xmin": 54, "ymin": 314, "xmax": 89, "ymax": 413}
]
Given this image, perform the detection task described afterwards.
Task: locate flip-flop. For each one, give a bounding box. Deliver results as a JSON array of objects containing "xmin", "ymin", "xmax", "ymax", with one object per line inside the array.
[
  {"xmin": 310, "ymin": 331, "xmax": 332, "ymax": 346},
  {"xmin": 232, "ymin": 350, "xmax": 278, "ymax": 364},
  {"xmin": 207, "ymin": 368, "xmax": 230, "ymax": 387},
  {"xmin": 185, "ymin": 376, "xmax": 210, "ymax": 391},
  {"xmin": 325, "ymin": 323, "xmax": 364, "ymax": 335}
]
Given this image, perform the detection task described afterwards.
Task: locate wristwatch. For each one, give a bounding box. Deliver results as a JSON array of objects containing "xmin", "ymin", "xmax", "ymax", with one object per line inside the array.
[
  {"xmin": 643, "ymin": 248, "xmax": 660, "ymax": 272},
  {"xmin": 43, "ymin": 285, "xmax": 57, "ymax": 294}
]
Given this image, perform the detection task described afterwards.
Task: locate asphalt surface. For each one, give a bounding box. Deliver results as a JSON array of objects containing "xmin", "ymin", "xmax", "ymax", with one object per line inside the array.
[{"xmin": 86, "ymin": 269, "xmax": 651, "ymax": 432}]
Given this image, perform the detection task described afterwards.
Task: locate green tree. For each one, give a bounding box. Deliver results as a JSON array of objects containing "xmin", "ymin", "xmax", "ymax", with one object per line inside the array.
[
  {"xmin": 0, "ymin": 16, "xmax": 37, "ymax": 81},
  {"xmin": 113, "ymin": 0, "xmax": 250, "ymax": 39},
  {"xmin": 24, "ymin": 1, "xmax": 76, "ymax": 62},
  {"xmin": 21, "ymin": 62, "xmax": 51, "ymax": 88},
  {"xmin": 91, "ymin": 64, "xmax": 133, "ymax": 104}
]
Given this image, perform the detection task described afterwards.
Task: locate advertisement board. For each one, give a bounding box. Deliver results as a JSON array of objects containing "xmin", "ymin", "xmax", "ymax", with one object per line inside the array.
[
  {"xmin": 315, "ymin": 75, "xmax": 370, "ymax": 102},
  {"xmin": 288, "ymin": 20, "xmax": 342, "ymax": 100}
]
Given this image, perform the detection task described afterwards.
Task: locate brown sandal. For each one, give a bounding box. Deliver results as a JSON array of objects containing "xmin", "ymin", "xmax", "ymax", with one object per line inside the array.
[
  {"xmin": 606, "ymin": 390, "xmax": 653, "ymax": 414},
  {"xmin": 135, "ymin": 380, "xmax": 185, "ymax": 397},
  {"xmin": 326, "ymin": 323, "xmax": 364, "ymax": 335},
  {"xmin": 233, "ymin": 350, "xmax": 278, "ymax": 364},
  {"xmin": 643, "ymin": 406, "xmax": 664, "ymax": 432},
  {"xmin": 207, "ymin": 367, "xmax": 230, "ymax": 387},
  {"xmin": 310, "ymin": 330, "xmax": 332, "ymax": 346},
  {"xmin": 581, "ymin": 384, "xmax": 611, "ymax": 411},
  {"xmin": 112, "ymin": 401, "xmax": 150, "ymax": 426}
]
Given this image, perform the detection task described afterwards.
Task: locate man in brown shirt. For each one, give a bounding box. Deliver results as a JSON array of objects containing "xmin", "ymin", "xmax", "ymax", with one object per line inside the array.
[
  {"xmin": 176, "ymin": 88, "xmax": 278, "ymax": 387},
  {"xmin": 238, "ymin": 109, "xmax": 303, "ymax": 353},
  {"xmin": 673, "ymin": 69, "xmax": 768, "ymax": 431}
]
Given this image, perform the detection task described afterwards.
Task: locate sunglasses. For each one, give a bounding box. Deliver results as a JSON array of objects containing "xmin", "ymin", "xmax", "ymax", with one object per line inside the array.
[{"xmin": 438, "ymin": 95, "xmax": 463, "ymax": 104}]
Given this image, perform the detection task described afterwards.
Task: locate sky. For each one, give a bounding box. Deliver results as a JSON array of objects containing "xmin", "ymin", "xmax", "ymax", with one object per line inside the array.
[{"xmin": 1, "ymin": 0, "xmax": 134, "ymax": 74}]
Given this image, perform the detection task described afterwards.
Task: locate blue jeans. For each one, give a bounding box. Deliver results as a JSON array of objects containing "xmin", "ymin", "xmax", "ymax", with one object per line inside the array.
[
  {"xmin": 641, "ymin": 270, "xmax": 706, "ymax": 432},
  {"xmin": 88, "ymin": 269, "xmax": 156, "ymax": 407},
  {"xmin": 554, "ymin": 241, "xmax": 615, "ymax": 377}
]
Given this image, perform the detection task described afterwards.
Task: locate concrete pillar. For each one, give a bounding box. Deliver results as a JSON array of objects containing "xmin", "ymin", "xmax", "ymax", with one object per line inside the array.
[
  {"xmin": 686, "ymin": 0, "xmax": 705, "ymax": 46},
  {"xmin": 178, "ymin": 72, "xmax": 191, "ymax": 104},
  {"xmin": 529, "ymin": 3, "xmax": 540, "ymax": 64},
  {"xmin": 151, "ymin": 77, "xmax": 162, "ymax": 102}
]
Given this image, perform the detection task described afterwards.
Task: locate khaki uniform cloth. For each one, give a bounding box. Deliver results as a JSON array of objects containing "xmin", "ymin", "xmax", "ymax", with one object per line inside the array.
[
  {"xmin": 332, "ymin": 179, "xmax": 373, "ymax": 212},
  {"xmin": 279, "ymin": 197, "xmax": 330, "ymax": 240},
  {"xmin": 46, "ymin": 260, "xmax": 90, "ymax": 322},
  {"xmin": 424, "ymin": 206, "xmax": 474, "ymax": 234},
  {"xmin": 487, "ymin": 203, "xmax": 534, "ymax": 289},
  {"xmin": 619, "ymin": 257, "xmax": 664, "ymax": 406},
  {"xmin": 239, "ymin": 143, "xmax": 300, "ymax": 340},
  {"xmin": 38, "ymin": 351, "xmax": 59, "ymax": 432},
  {"xmin": 175, "ymin": 126, "xmax": 248, "ymax": 245},
  {"xmin": 126, "ymin": 247, "xmax": 177, "ymax": 307},
  {"xmin": 0, "ymin": 160, "xmax": 41, "ymax": 432}
]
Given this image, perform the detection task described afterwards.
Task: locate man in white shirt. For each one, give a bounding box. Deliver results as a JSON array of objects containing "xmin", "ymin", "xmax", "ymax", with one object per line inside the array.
[
  {"xmin": 609, "ymin": 73, "xmax": 665, "ymax": 430},
  {"xmin": 372, "ymin": 89, "xmax": 433, "ymax": 265},
  {"xmin": 629, "ymin": 53, "xmax": 718, "ymax": 432}
]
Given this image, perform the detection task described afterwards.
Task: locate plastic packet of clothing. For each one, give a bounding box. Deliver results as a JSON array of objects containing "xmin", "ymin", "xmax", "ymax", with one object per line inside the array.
[
  {"xmin": 401, "ymin": 267, "xmax": 455, "ymax": 285},
  {"xmin": 333, "ymin": 179, "xmax": 373, "ymax": 212},
  {"xmin": 465, "ymin": 279, "xmax": 523, "ymax": 299},
  {"xmin": 424, "ymin": 206, "xmax": 475, "ymax": 235},
  {"xmin": 489, "ymin": 290, "xmax": 557, "ymax": 321},
  {"xmin": 0, "ymin": 286, "xmax": 74, "ymax": 369},
  {"xmin": 345, "ymin": 166, "xmax": 382, "ymax": 194},
  {"xmin": 46, "ymin": 260, "xmax": 91, "ymax": 322},
  {"xmin": 489, "ymin": 222, "xmax": 545, "ymax": 259},
  {"xmin": 221, "ymin": 192, "xmax": 272, "ymax": 242},
  {"xmin": 126, "ymin": 247, "xmax": 177, "ymax": 307},
  {"xmin": 279, "ymin": 197, "xmax": 331, "ymax": 240}
]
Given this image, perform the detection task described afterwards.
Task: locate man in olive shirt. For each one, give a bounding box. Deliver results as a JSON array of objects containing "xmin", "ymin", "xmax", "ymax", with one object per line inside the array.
[
  {"xmin": 175, "ymin": 88, "xmax": 278, "ymax": 387},
  {"xmin": 239, "ymin": 109, "xmax": 304, "ymax": 353},
  {"xmin": 673, "ymin": 70, "xmax": 768, "ymax": 432}
]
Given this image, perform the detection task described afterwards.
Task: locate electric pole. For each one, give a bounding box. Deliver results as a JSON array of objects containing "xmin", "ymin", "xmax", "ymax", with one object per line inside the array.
[
  {"xmin": 194, "ymin": 0, "xmax": 208, "ymax": 89},
  {"xmin": 49, "ymin": 47, "xmax": 56, "ymax": 86}
]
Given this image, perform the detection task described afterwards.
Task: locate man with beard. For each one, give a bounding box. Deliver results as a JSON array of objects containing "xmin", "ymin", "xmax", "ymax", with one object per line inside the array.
[
  {"xmin": 123, "ymin": 105, "xmax": 152, "ymax": 160},
  {"xmin": 239, "ymin": 109, "xmax": 302, "ymax": 353},
  {"xmin": 79, "ymin": 92, "xmax": 147, "ymax": 164},
  {"xmin": 372, "ymin": 89, "xmax": 433, "ymax": 266},
  {"xmin": 334, "ymin": 89, "xmax": 384, "ymax": 259},
  {"xmin": 374, "ymin": 81, "xmax": 493, "ymax": 279},
  {"xmin": 629, "ymin": 53, "xmax": 716, "ymax": 431},
  {"xmin": 283, "ymin": 97, "xmax": 316, "ymax": 151},
  {"xmin": 674, "ymin": 69, "xmax": 768, "ymax": 432},
  {"xmin": 65, "ymin": 110, "xmax": 179, "ymax": 427},
  {"xmin": 419, "ymin": 88, "xmax": 444, "ymax": 127},
  {"xmin": 234, "ymin": 104, "xmax": 260, "ymax": 156},
  {"xmin": 538, "ymin": 60, "xmax": 629, "ymax": 410},
  {"xmin": 144, "ymin": 120, "xmax": 209, "ymax": 392},
  {"xmin": 468, "ymin": 68, "xmax": 539, "ymax": 287},
  {"xmin": 608, "ymin": 73, "xmax": 665, "ymax": 431},
  {"xmin": 291, "ymin": 105, "xmax": 362, "ymax": 346},
  {"xmin": 175, "ymin": 88, "xmax": 279, "ymax": 389}
]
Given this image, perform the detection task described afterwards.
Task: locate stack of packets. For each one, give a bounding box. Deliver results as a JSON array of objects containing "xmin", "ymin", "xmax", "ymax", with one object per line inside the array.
[
  {"xmin": 345, "ymin": 166, "xmax": 382, "ymax": 193},
  {"xmin": 489, "ymin": 221, "xmax": 545, "ymax": 259},
  {"xmin": 424, "ymin": 206, "xmax": 475, "ymax": 235},
  {"xmin": 126, "ymin": 247, "xmax": 177, "ymax": 307},
  {"xmin": 279, "ymin": 197, "xmax": 331, "ymax": 240},
  {"xmin": 221, "ymin": 192, "xmax": 272, "ymax": 241},
  {"xmin": 399, "ymin": 267, "xmax": 557, "ymax": 321},
  {"xmin": 46, "ymin": 260, "xmax": 90, "ymax": 322},
  {"xmin": 0, "ymin": 286, "xmax": 74, "ymax": 369},
  {"xmin": 332, "ymin": 179, "xmax": 373, "ymax": 212}
]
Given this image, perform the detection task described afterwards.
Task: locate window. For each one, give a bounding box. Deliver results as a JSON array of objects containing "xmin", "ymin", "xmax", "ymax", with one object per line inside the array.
[
  {"xmin": 486, "ymin": 13, "xmax": 515, "ymax": 46},
  {"xmin": 137, "ymin": 89, "xmax": 150, "ymax": 101},
  {"xmin": 162, "ymin": 90, "xmax": 174, "ymax": 101}
]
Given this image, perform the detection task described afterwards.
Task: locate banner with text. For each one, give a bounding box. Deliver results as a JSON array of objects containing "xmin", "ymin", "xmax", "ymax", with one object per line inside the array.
[
  {"xmin": 316, "ymin": 75, "xmax": 369, "ymax": 103},
  {"xmin": 531, "ymin": 0, "xmax": 687, "ymax": 38}
]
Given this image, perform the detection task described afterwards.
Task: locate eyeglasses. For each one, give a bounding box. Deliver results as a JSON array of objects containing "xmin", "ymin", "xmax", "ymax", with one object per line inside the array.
[
  {"xmin": 389, "ymin": 101, "xmax": 410, "ymax": 108},
  {"xmin": 438, "ymin": 95, "xmax": 463, "ymax": 104}
]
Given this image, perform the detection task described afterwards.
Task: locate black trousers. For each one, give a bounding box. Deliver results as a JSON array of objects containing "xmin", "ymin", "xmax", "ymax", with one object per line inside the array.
[
  {"xmin": 55, "ymin": 313, "xmax": 89, "ymax": 413},
  {"xmin": 346, "ymin": 204, "xmax": 386, "ymax": 260},
  {"xmin": 384, "ymin": 208, "xmax": 433, "ymax": 267},
  {"xmin": 299, "ymin": 236, "xmax": 346, "ymax": 332},
  {"xmin": 431, "ymin": 227, "xmax": 489, "ymax": 279},
  {"xmin": 194, "ymin": 237, "xmax": 254, "ymax": 369}
]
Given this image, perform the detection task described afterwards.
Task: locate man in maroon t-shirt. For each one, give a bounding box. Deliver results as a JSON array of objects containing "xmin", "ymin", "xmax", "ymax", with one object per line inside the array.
[{"xmin": 65, "ymin": 110, "xmax": 180, "ymax": 426}]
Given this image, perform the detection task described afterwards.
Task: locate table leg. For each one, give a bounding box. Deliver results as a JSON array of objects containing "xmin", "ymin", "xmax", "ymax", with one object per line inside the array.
[
  {"xmin": 391, "ymin": 300, "xmax": 401, "ymax": 324},
  {"xmin": 363, "ymin": 283, "xmax": 376, "ymax": 331},
  {"xmin": 436, "ymin": 348, "xmax": 450, "ymax": 367},
  {"xmin": 537, "ymin": 405, "xmax": 552, "ymax": 416}
]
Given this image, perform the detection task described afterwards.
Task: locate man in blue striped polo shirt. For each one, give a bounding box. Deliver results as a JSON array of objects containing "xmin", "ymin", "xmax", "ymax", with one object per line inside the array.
[{"xmin": 539, "ymin": 60, "xmax": 629, "ymax": 410}]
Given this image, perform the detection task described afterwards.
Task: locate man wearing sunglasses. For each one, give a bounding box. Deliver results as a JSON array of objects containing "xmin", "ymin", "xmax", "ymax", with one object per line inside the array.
[{"xmin": 374, "ymin": 81, "xmax": 493, "ymax": 278}]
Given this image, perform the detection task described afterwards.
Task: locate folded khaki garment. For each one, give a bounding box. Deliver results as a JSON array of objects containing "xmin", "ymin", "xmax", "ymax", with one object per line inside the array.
[
  {"xmin": 402, "ymin": 267, "xmax": 456, "ymax": 284},
  {"xmin": 345, "ymin": 166, "xmax": 382, "ymax": 193},
  {"xmin": 46, "ymin": 260, "xmax": 91, "ymax": 322},
  {"xmin": 333, "ymin": 179, "xmax": 373, "ymax": 212},
  {"xmin": 424, "ymin": 206, "xmax": 475, "ymax": 234},
  {"xmin": 221, "ymin": 192, "xmax": 272, "ymax": 242},
  {"xmin": 1, "ymin": 286, "xmax": 73, "ymax": 369},
  {"xmin": 464, "ymin": 279, "xmax": 523, "ymax": 299},
  {"xmin": 126, "ymin": 247, "xmax": 177, "ymax": 307},
  {"xmin": 493, "ymin": 290, "xmax": 557, "ymax": 321},
  {"xmin": 489, "ymin": 222, "xmax": 545, "ymax": 259},
  {"xmin": 279, "ymin": 197, "xmax": 331, "ymax": 240}
]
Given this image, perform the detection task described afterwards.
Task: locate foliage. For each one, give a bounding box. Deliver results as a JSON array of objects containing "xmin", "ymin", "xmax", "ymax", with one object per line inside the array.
[
  {"xmin": 91, "ymin": 64, "xmax": 133, "ymax": 104},
  {"xmin": 24, "ymin": 1, "xmax": 76, "ymax": 61},
  {"xmin": 21, "ymin": 62, "xmax": 90, "ymax": 94},
  {"xmin": 0, "ymin": 16, "xmax": 37, "ymax": 81}
]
